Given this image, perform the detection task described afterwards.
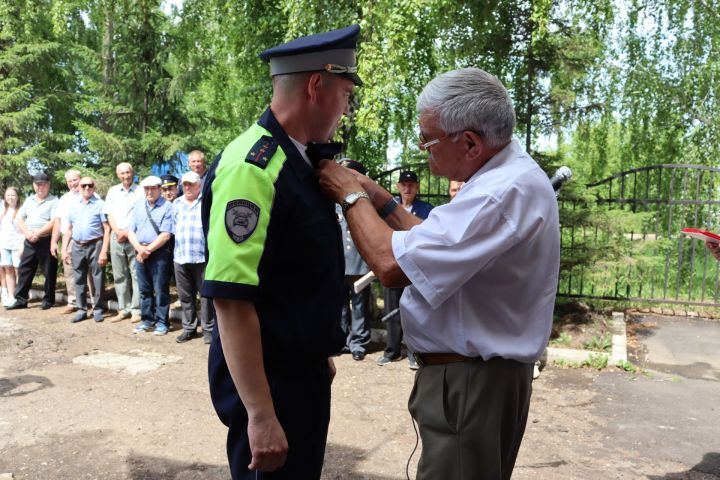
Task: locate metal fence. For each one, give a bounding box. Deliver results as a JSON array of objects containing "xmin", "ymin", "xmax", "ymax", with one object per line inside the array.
[
  {"xmin": 558, "ymin": 164, "xmax": 720, "ymax": 306},
  {"xmin": 375, "ymin": 163, "xmax": 720, "ymax": 307}
]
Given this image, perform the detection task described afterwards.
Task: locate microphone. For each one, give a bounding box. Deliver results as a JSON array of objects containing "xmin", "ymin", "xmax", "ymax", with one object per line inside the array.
[{"xmin": 549, "ymin": 166, "xmax": 573, "ymax": 194}]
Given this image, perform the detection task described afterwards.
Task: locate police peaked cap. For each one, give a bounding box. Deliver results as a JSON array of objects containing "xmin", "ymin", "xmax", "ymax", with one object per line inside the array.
[{"xmin": 259, "ymin": 24, "xmax": 363, "ymax": 86}]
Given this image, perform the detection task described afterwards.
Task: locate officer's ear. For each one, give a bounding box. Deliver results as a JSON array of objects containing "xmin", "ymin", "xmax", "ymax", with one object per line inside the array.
[{"xmin": 307, "ymin": 72, "xmax": 324, "ymax": 103}]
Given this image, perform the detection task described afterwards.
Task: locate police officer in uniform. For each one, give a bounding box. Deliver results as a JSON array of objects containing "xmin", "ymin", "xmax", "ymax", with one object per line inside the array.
[{"xmin": 201, "ymin": 25, "xmax": 362, "ymax": 479}]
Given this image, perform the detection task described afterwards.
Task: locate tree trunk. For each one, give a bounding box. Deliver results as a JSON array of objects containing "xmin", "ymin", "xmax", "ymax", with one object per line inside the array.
[
  {"xmin": 101, "ymin": 0, "xmax": 115, "ymax": 133},
  {"xmin": 525, "ymin": 1, "xmax": 535, "ymax": 153}
]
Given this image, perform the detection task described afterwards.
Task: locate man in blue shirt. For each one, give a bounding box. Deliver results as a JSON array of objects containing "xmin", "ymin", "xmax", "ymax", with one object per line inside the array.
[
  {"xmin": 127, "ymin": 176, "xmax": 174, "ymax": 335},
  {"xmin": 378, "ymin": 170, "xmax": 433, "ymax": 369},
  {"xmin": 63, "ymin": 176, "xmax": 110, "ymax": 323}
]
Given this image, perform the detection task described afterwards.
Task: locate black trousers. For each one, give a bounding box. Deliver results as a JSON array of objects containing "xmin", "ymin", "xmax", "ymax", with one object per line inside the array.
[
  {"xmin": 209, "ymin": 347, "xmax": 331, "ymax": 480},
  {"xmin": 14, "ymin": 236, "xmax": 57, "ymax": 305}
]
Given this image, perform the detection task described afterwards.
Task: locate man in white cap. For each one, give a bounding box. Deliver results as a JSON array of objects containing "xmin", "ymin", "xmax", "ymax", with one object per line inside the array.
[
  {"xmin": 173, "ymin": 171, "xmax": 214, "ymax": 344},
  {"xmin": 127, "ymin": 175, "xmax": 174, "ymax": 335}
]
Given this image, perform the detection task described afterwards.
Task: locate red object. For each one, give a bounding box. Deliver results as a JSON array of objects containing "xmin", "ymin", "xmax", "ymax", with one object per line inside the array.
[{"xmin": 681, "ymin": 228, "xmax": 720, "ymax": 244}]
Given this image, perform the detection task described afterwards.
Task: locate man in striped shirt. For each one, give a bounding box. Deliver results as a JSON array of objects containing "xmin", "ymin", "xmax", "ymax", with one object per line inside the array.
[{"xmin": 173, "ymin": 171, "xmax": 214, "ymax": 344}]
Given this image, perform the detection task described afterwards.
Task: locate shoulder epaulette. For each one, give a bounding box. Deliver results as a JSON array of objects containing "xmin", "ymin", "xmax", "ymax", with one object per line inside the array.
[{"xmin": 245, "ymin": 135, "xmax": 278, "ymax": 169}]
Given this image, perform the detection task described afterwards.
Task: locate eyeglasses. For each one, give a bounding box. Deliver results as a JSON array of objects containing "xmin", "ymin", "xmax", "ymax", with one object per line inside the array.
[
  {"xmin": 419, "ymin": 132, "xmax": 452, "ymax": 151},
  {"xmin": 80, "ymin": 184, "xmax": 95, "ymax": 189}
]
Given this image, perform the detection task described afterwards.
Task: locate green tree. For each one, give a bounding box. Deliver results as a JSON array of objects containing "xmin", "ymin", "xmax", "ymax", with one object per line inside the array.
[
  {"xmin": 72, "ymin": 0, "xmax": 189, "ymax": 178},
  {"xmin": 0, "ymin": 0, "xmax": 80, "ymax": 188}
]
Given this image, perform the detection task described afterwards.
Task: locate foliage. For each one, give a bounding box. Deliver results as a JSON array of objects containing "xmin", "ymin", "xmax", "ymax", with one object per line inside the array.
[
  {"xmin": 582, "ymin": 352, "xmax": 609, "ymax": 369},
  {"xmin": 0, "ymin": 0, "xmax": 80, "ymax": 190},
  {"xmin": 583, "ymin": 333, "xmax": 612, "ymax": 352},
  {"xmin": 2, "ymin": 0, "xmax": 719, "ymax": 303},
  {"xmin": 550, "ymin": 331, "xmax": 573, "ymax": 346},
  {"xmin": 616, "ymin": 359, "xmax": 638, "ymax": 373}
]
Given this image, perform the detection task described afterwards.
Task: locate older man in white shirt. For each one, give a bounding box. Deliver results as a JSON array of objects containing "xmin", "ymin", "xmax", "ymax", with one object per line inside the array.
[
  {"xmin": 318, "ymin": 68, "xmax": 560, "ymax": 480},
  {"xmin": 105, "ymin": 162, "xmax": 144, "ymax": 322}
]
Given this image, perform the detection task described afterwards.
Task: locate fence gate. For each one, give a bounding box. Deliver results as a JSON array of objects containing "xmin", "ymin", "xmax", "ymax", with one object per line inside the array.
[{"xmin": 558, "ymin": 164, "xmax": 720, "ymax": 306}]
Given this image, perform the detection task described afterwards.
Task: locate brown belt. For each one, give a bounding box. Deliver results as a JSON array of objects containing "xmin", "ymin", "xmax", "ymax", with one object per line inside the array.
[
  {"xmin": 414, "ymin": 352, "xmax": 482, "ymax": 367},
  {"xmin": 75, "ymin": 237, "xmax": 102, "ymax": 246}
]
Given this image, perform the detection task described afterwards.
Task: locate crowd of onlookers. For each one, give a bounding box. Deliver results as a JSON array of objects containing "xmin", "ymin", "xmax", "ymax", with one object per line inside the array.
[
  {"xmin": 0, "ymin": 150, "xmax": 214, "ymax": 344},
  {"xmin": 0, "ymin": 155, "xmax": 465, "ymax": 359}
]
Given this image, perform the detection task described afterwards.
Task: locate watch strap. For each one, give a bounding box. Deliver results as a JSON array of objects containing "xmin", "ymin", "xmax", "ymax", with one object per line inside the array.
[
  {"xmin": 378, "ymin": 198, "xmax": 399, "ymax": 219},
  {"xmin": 341, "ymin": 191, "xmax": 369, "ymax": 213}
]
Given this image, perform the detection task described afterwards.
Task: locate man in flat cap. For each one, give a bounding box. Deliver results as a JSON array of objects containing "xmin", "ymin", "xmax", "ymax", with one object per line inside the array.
[
  {"xmin": 202, "ymin": 24, "xmax": 361, "ymax": 479},
  {"xmin": 128, "ymin": 175, "xmax": 174, "ymax": 336}
]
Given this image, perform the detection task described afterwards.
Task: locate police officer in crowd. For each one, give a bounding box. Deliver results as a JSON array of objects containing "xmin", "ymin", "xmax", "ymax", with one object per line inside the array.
[
  {"xmin": 201, "ymin": 25, "xmax": 362, "ymax": 479},
  {"xmin": 6, "ymin": 173, "xmax": 59, "ymax": 310},
  {"xmin": 377, "ymin": 170, "xmax": 433, "ymax": 369},
  {"xmin": 160, "ymin": 174, "xmax": 179, "ymax": 203},
  {"xmin": 63, "ymin": 177, "xmax": 110, "ymax": 323},
  {"xmin": 318, "ymin": 67, "xmax": 560, "ymax": 479},
  {"xmin": 128, "ymin": 176, "xmax": 174, "ymax": 336}
]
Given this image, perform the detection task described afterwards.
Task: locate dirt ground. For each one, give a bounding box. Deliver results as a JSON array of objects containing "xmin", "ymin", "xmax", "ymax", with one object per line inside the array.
[{"xmin": 1, "ymin": 302, "xmax": 718, "ymax": 479}]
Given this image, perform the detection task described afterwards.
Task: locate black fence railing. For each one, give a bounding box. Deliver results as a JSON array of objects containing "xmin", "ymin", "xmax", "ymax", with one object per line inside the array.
[
  {"xmin": 559, "ymin": 164, "xmax": 720, "ymax": 306},
  {"xmin": 374, "ymin": 163, "xmax": 720, "ymax": 307}
]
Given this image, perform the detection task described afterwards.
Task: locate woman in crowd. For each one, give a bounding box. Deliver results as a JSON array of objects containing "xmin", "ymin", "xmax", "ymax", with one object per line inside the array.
[{"xmin": 0, "ymin": 187, "xmax": 23, "ymax": 307}]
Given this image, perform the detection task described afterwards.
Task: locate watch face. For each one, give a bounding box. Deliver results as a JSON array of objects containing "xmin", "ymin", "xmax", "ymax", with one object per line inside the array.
[{"xmin": 345, "ymin": 192, "xmax": 359, "ymax": 204}]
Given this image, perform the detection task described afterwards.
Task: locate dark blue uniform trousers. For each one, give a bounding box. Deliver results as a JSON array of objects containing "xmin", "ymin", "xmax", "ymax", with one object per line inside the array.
[{"xmin": 210, "ymin": 343, "xmax": 332, "ymax": 480}]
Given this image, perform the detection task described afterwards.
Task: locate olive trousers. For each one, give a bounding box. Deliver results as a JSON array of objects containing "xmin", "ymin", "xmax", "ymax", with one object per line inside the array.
[{"xmin": 408, "ymin": 356, "xmax": 533, "ymax": 480}]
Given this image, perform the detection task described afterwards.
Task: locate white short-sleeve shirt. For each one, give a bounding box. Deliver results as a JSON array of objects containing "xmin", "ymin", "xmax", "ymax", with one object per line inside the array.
[
  {"xmin": 391, "ymin": 139, "xmax": 560, "ymax": 363},
  {"xmin": 103, "ymin": 183, "xmax": 143, "ymax": 230}
]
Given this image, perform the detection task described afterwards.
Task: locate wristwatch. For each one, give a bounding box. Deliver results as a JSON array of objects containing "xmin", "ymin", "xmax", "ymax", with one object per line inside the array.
[{"xmin": 341, "ymin": 191, "xmax": 370, "ymax": 213}]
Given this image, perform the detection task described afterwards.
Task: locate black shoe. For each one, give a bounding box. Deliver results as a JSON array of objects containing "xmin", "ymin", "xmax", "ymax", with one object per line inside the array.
[
  {"xmin": 352, "ymin": 351, "xmax": 365, "ymax": 361},
  {"xmin": 6, "ymin": 302, "xmax": 27, "ymax": 310},
  {"xmin": 341, "ymin": 346, "xmax": 351, "ymax": 354},
  {"xmin": 176, "ymin": 330, "xmax": 197, "ymax": 343},
  {"xmin": 41, "ymin": 302, "xmax": 53, "ymax": 310},
  {"xmin": 203, "ymin": 331, "xmax": 212, "ymax": 345}
]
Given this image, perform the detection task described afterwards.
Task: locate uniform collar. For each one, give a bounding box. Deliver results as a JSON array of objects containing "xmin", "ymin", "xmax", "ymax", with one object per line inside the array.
[{"xmin": 257, "ymin": 107, "xmax": 313, "ymax": 181}]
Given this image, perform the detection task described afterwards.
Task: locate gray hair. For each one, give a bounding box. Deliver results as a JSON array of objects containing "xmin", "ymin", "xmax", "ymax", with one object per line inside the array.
[
  {"xmin": 64, "ymin": 169, "xmax": 81, "ymax": 180},
  {"xmin": 417, "ymin": 68, "xmax": 516, "ymax": 149}
]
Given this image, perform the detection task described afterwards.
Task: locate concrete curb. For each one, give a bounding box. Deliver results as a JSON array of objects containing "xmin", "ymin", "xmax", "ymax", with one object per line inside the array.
[
  {"xmin": 547, "ymin": 311, "xmax": 628, "ymax": 366},
  {"xmin": 28, "ymin": 288, "xmax": 184, "ymax": 321}
]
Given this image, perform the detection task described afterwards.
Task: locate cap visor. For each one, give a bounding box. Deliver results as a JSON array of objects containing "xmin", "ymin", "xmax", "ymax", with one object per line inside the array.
[{"xmin": 343, "ymin": 72, "xmax": 363, "ymax": 86}]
